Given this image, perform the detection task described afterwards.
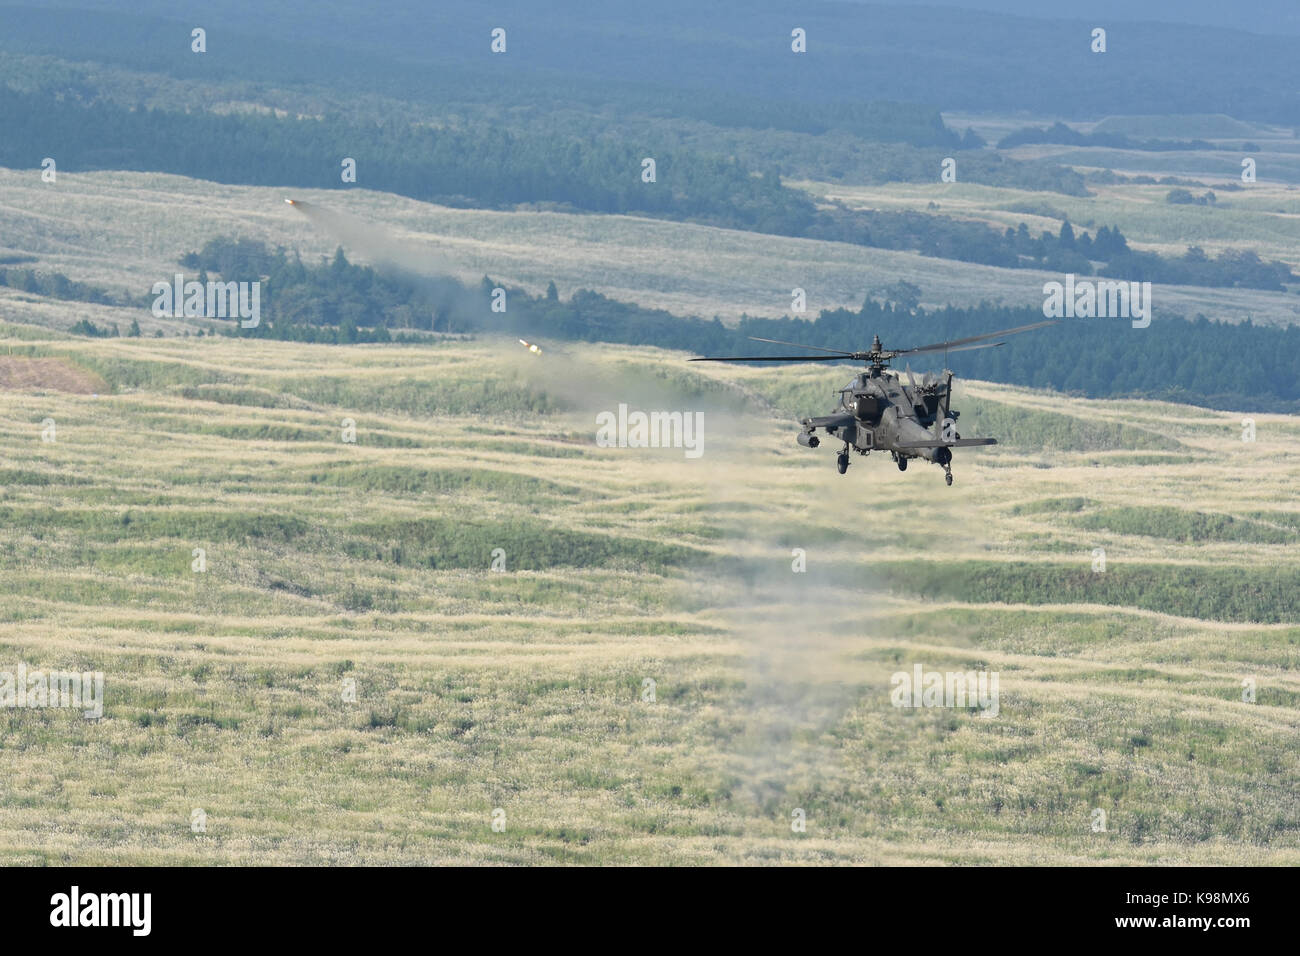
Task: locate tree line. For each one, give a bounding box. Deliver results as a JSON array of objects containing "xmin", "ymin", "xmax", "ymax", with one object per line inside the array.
[
  {"xmin": 27, "ymin": 234, "xmax": 1300, "ymax": 411},
  {"xmin": 168, "ymin": 237, "xmax": 1300, "ymax": 412},
  {"xmin": 3, "ymin": 86, "xmax": 1291, "ymax": 290}
]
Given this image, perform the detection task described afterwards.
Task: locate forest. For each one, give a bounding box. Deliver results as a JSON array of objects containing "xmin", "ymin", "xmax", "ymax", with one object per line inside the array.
[
  {"xmin": 998, "ymin": 122, "xmax": 1220, "ymax": 152},
  {"xmin": 31, "ymin": 237, "xmax": 1286, "ymax": 413},
  {"xmin": 19, "ymin": 235, "xmax": 1299, "ymax": 415},
  {"xmin": 3, "ymin": 86, "xmax": 1290, "ymax": 291},
  {"xmin": 6, "ymin": 1, "xmax": 1300, "ymax": 126}
]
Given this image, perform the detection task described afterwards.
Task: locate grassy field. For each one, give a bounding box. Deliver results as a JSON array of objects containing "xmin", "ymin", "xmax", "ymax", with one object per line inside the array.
[
  {"xmin": 0, "ymin": 322, "xmax": 1296, "ymax": 864},
  {"xmin": 804, "ymin": 178, "xmax": 1300, "ymax": 266},
  {"xmin": 5, "ymin": 167, "xmax": 1300, "ymax": 329}
]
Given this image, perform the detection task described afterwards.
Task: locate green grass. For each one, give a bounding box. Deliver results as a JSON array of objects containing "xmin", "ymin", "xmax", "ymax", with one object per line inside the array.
[
  {"xmin": 875, "ymin": 559, "xmax": 1300, "ymax": 623},
  {"xmin": 1074, "ymin": 506, "xmax": 1296, "ymax": 545},
  {"xmin": 956, "ymin": 402, "xmax": 1183, "ymax": 452},
  {"xmin": 1011, "ymin": 497, "xmax": 1092, "ymax": 515},
  {"xmin": 342, "ymin": 516, "xmax": 705, "ymax": 571},
  {"xmin": 0, "ymin": 332, "xmax": 1295, "ymax": 865}
]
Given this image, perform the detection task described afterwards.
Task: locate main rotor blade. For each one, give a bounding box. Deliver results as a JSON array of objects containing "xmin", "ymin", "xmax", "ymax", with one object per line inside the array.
[
  {"xmin": 899, "ymin": 320, "xmax": 1058, "ymax": 355},
  {"xmin": 946, "ymin": 341, "xmax": 1005, "ymax": 353},
  {"xmin": 689, "ymin": 354, "xmax": 853, "ymax": 363},
  {"xmin": 746, "ymin": 336, "xmax": 854, "ymax": 356}
]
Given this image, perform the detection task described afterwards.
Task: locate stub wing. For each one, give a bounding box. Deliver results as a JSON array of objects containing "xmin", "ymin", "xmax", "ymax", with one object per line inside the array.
[
  {"xmin": 802, "ymin": 413, "xmax": 855, "ymax": 429},
  {"xmin": 896, "ymin": 438, "xmax": 998, "ymax": 448}
]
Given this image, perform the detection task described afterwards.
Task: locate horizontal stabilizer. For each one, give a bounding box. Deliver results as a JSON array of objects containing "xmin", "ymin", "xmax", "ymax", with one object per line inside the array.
[{"xmin": 897, "ymin": 438, "xmax": 998, "ymax": 448}]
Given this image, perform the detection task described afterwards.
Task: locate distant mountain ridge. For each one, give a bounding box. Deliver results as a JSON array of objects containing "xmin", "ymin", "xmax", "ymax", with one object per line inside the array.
[{"xmin": 3, "ymin": 2, "xmax": 1300, "ymax": 122}]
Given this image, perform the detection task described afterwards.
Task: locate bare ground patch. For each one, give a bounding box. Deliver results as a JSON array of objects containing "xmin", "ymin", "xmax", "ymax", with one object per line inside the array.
[{"xmin": 0, "ymin": 356, "xmax": 107, "ymax": 393}]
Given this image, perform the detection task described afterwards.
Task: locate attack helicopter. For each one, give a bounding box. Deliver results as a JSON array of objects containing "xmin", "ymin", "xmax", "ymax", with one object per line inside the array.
[{"xmin": 689, "ymin": 321, "xmax": 1056, "ymax": 485}]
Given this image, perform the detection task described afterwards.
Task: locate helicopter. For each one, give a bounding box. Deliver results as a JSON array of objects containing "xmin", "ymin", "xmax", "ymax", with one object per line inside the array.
[{"xmin": 689, "ymin": 320, "xmax": 1056, "ymax": 485}]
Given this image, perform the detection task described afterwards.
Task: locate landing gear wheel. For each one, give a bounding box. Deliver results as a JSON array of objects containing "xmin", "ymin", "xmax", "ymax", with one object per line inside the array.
[
  {"xmin": 836, "ymin": 451, "xmax": 849, "ymax": 475},
  {"xmin": 897, "ymin": 457, "xmax": 907, "ymax": 472},
  {"xmin": 945, "ymin": 473, "xmax": 953, "ymax": 486}
]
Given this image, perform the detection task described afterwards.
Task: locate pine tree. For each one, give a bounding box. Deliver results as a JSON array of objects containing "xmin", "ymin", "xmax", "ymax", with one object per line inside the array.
[{"xmin": 1059, "ymin": 220, "xmax": 1075, "ymax": 249}]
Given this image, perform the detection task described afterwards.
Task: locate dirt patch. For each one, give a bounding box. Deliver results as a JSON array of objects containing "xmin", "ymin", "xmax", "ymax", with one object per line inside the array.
[{"xmin": 0, "ymin": 357, "xmax": 107, "ymax": 394}]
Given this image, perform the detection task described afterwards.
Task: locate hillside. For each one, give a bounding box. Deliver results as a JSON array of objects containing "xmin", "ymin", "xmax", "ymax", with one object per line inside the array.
[
  {"xmin": 1, "ymin": 326, "xmax": 1296, "ymax": 864},
  {"xmin": 5, "ymin": 169, "xmax": 1300, "ymax": 329}
]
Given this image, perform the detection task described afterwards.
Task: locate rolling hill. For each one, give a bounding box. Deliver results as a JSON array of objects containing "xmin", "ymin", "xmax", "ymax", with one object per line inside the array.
[{"xmin": 0, "ymin": 326, "xmax": 1296, "ymax": 864}]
